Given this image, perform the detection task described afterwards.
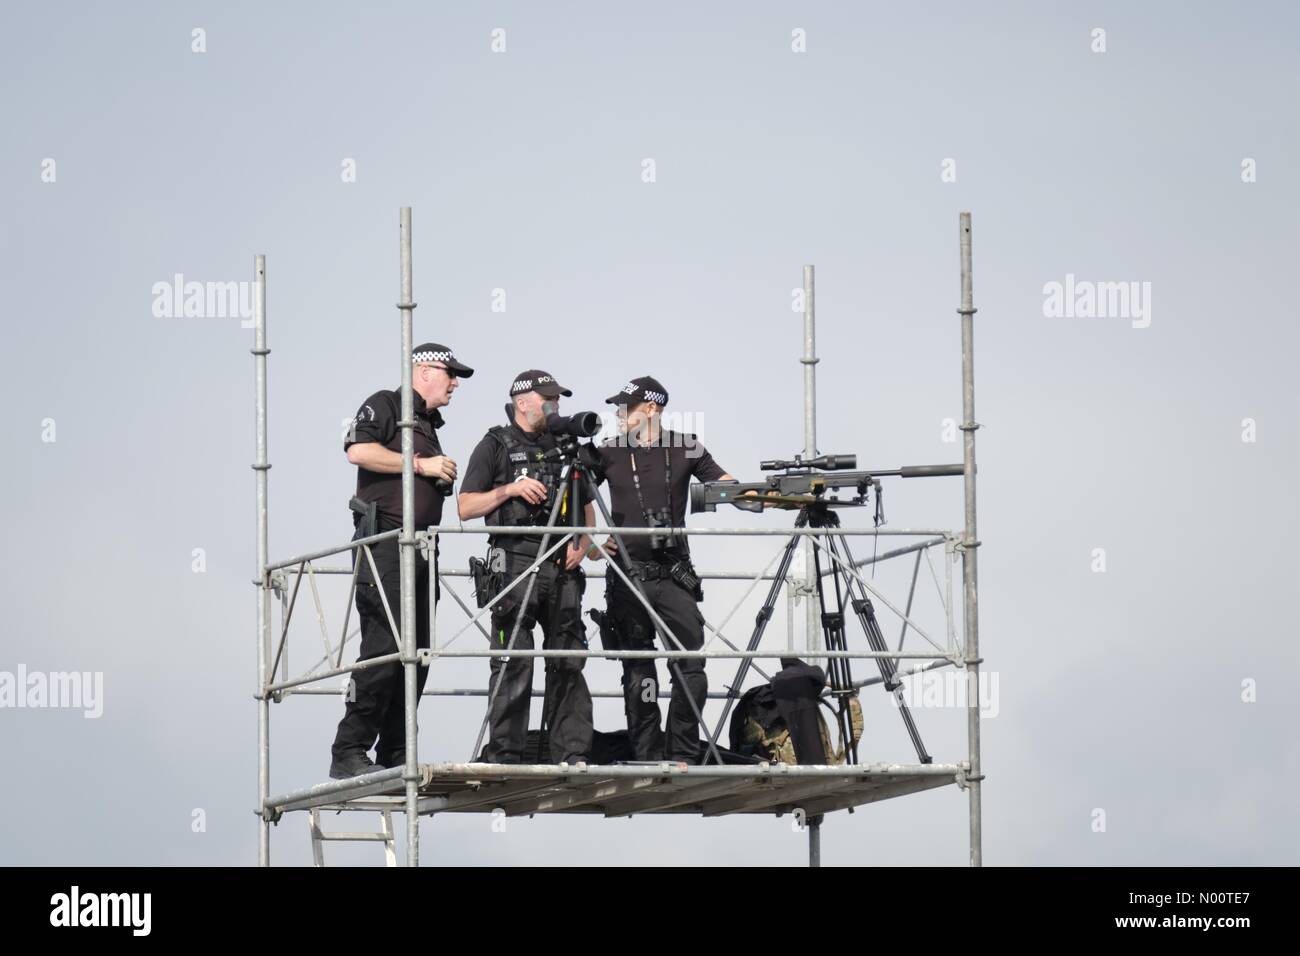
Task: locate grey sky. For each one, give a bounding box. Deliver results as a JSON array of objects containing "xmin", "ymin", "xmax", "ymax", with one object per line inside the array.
[{"xmin": 1, "ymin": 1, "xmax": 1296, "ymax": 865}]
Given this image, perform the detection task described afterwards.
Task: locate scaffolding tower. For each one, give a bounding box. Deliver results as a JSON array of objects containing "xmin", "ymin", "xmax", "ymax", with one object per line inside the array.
[{"xmin": 252, "ymin": 209, "xmax": 984, "ymax": 867}]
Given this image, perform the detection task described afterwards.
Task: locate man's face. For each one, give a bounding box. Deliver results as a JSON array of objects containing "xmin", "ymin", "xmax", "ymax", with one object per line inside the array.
[
  {"xmin": 515, "ymin": 391, "xmax": 555, "ymax": 430},
  {"xmin": 617, "ymin": 402, "xmax": 657, "ymax": 442},
  {"xmin": 417, "ymin": 363, "xmax": 459, "ymax": 408}
]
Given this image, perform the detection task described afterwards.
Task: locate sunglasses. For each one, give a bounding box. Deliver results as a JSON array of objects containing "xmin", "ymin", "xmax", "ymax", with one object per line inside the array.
[{"xmin": 420, "ymin": 364, "xmax": 459, "ymax": 380}]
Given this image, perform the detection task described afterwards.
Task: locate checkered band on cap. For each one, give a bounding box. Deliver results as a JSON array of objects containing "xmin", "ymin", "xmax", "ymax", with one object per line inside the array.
[
  {"xmin": 413, "ymin": 349, "xmax": 453, "ymax": 363},
  {"xmin": 512, "ymin": 374, "xmax": 557, "ymax": 394},
  {"xmin": 621, "ymin": 382, "xmax": 666, "ymax": 404}
]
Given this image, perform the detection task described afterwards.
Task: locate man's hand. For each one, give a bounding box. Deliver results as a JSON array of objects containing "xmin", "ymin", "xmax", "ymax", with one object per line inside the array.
[
  {"xmin": 587, "ymin": 536, "xmax": 618, "ymax": 562},
  {"xmin": 416, "ymin": 455, "xmax": 457, "ymax": 482},
  {"xmin": 509, "ymin": 477, "xmax": 549, "ymax": 505},
  {"xmin": 565, "ymin": 538, "xmax": 586, "ymax": 571}
]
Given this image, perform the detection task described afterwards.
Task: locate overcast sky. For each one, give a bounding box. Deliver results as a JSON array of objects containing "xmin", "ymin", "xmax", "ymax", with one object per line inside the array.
[{"xmin": 2, "ymin": 1, "xmax": 1296, "ymax": 866}]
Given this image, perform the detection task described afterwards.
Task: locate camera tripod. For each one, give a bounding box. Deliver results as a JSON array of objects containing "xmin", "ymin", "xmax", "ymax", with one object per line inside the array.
[
  {"xmin": 706, "ymin": 497, "xmax": 933, "ymax": 764},
  {"xmin": 470, "ymin": 439, "xmax": 724, "ymax": 765}
]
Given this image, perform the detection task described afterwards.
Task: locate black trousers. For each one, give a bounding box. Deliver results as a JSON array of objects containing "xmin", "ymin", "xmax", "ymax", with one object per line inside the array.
[
  {"xmin": 332, "ymin": 529, "xmax": 436, "ymax": 763},
  {"xmin": 482, "ymin": 551, "xmax": 593, "ymax": 764},
  {"xmin": 606, "ymin": 568, "xmax": 708, "ymax": 763}
]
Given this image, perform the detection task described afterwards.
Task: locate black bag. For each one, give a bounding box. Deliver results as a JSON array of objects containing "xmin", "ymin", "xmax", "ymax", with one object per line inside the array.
[
  {"xmin": 473, "ymin": 730, "xmax": 639, "ymax": 764},
  {"xmin": 771, "ymin": 661, "xmax": 830, "ymax": 764},
  {"xmin": 730, "ymin": 661, "xmax": 857, "ymax": 765},
  {"xmin": 729, "ymin": 683, "xmax": 796, "ymax": 764}
]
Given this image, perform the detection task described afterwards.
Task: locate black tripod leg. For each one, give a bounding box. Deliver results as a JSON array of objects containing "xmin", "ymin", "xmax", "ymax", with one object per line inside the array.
[
  {"xmin": 705, "ymin": 511, "xmax": 810, "ymax": 751},
  {"xmin": 834, "ymin": 533, "xmax": 932, "ymax": 764},
  {"xmin": 811, "ymin": 530, "xmax": 855, "ymax": 763},
  {"xmin": 471, "ymin": 460, "xmax": 574, "ymax": 762}
]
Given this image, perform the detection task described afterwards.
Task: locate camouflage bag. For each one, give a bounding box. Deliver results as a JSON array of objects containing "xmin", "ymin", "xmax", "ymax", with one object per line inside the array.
[
  {"xmin": 730, "ymin": 683, "xmax": 794, "ymax": 764},
  {"xmin": 730, "ymin": 665, "xmax": 863, "ymax": 765}
]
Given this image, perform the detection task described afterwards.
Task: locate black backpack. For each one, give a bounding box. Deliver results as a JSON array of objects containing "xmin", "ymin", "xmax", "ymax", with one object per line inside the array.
[{"xmin": 729, "ymin": 661, "xmax": 862, "ymax": 765}]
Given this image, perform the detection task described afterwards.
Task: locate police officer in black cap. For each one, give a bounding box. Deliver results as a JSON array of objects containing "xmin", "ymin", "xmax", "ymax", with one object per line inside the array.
[
  {"xmin": 329, "ymin": 343, "xmax": 474, "ymax": 779},
  {"xmin": 458, "ymin": 370, "xmax": 594, "ymax": 764},
  {"xmin": 588, "ymin": 376, "xmax": 734, "ymax": 763}
]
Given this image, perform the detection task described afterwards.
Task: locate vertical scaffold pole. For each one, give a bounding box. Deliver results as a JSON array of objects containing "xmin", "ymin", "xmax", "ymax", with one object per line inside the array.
[
  {"xmin": 958, "ymin": 212, "xmax": 983, "ymax": 867},
  {"xmin": 397, "ymin": 208, "xmax": 420, "ymax": 867},
  {"xmin": 801, "ymin": 264, "xmax": 820, "ymax": 656},
  {"xmin": 253, "ymin": 254, "xmax": 271, "ymax": 866}
]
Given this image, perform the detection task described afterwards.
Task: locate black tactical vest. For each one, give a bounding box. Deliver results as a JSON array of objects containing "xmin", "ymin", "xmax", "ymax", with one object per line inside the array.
[{"xmin": 484, "ymin": 423, "xmax": 572, "ymax": 550}]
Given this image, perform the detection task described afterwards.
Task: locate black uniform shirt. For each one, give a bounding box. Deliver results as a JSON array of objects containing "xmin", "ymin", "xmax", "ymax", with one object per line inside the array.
[
  {"xmin": 597, "ymin": 430, "xmax": 727, "ymax": 563},
  {"xmin": 345, "ymin": 388, "xmax": 447, "ymax": 530}
]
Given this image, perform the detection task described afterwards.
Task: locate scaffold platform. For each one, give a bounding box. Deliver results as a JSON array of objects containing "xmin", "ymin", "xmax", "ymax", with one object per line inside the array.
[{"xmin": 266, "ymin": 761, "xmax": 965, "ymax": 820}]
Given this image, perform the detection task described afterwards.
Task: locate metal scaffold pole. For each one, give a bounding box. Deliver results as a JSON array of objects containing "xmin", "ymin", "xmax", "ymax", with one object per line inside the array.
[
  {"xmin": 398, "ymin": 208, "xmax": 420, "ymax": 866},
  {"xmin": 958, "ymin": 212, "xmax": 983, "ymax": 867},
  {"xmin": 253, "ymin": 254, "xmax": 271, "ymax": 867},
  {"xmin": 801, "ymin": 264, "xmax": 820, "ymax": 657}
]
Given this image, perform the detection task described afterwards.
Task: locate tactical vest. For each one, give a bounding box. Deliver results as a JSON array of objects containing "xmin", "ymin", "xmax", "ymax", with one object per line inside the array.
[{"xmin": 484, "ymin": 424, "xmax": 574, "ymax": 548}]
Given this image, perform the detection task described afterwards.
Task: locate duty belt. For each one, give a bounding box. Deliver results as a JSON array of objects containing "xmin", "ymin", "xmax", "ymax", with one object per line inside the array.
[{"xmin": 628, "ymin": 559, "xmax": 674, "ymax": 581}]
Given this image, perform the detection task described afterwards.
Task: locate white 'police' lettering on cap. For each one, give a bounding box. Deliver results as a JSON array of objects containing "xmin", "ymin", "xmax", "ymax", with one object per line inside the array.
[{"xmin": 513, "ymin": 374, "xmax": 559, "ymax": 393}]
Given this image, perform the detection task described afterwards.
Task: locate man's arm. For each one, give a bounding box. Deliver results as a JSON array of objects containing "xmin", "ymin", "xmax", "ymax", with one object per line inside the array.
[
  {"xmin": 343, "ymin": 391, "xmax": 456, "ymax": 481},
  {"xmin": 689, "ymin": 439, "xmax": 732, "ymax": 483},
  {"xmin": 456, "ymin": 437, "xmax": 547, "ymax": 520},
  {"xmin": 565, "ymin": 502, "xmax": 595, "ymax": 569},
  {"xmin": 458, "ymin": 482, "xmax": 538, "ymax": 520},
  {"xmin": 346, "ymin": 443, "xmax": 457, "ymax": 481}
]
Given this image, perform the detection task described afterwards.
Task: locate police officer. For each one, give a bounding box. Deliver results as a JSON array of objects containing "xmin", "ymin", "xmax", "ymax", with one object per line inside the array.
[
  {"xmin": 329, "ymin": 343, "xmax": 474, "ymax": 779},
  {"xmin": 458, "ymin": 370, "xmax": 594, "ymax": 764},
  {"xmin": 588, "ymin": 376, "xmax": 733, "ymax": 763}
]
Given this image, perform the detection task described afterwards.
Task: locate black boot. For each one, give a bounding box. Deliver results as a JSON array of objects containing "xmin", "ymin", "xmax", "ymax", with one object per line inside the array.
[{"xmin": 329, "ymin": 751, "xmax": 382, "ymax": 779}]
